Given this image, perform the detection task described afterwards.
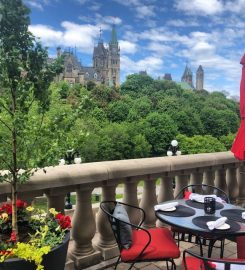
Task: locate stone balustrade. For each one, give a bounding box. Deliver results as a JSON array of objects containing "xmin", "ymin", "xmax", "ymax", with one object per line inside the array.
[{"xmin": 0, "ymin": 151, "xmax": 245, "ymax": 269}]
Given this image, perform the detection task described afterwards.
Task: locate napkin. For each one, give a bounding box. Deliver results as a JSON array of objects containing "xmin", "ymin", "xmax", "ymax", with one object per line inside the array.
[
  {"xmin": 207, "ymin": 217, "xmax": 227, "ymax": 230},
  {"xmin": 154, "ymin": 202, "xmax": 179, "ymax": 211},
  {"xmin": 189, "ymin": 193, "xmax": 223, "ymax": 203},
  {"xmin": 242, "ymin": 212, "xmax": 245, "ymax": 219}
]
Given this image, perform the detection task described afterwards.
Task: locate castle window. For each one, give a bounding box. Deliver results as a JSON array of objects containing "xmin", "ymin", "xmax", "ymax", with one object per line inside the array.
[
  {"xmin": 85, "ymin": 72, "xmax": 89, "ymax": 78},
  {"xmin": 66, "ymin": 64, "xmax": 72, "ymax": 73},
  {"xmin": 94, "ymin": 73, "xmax": 97, "ymax": 79}
]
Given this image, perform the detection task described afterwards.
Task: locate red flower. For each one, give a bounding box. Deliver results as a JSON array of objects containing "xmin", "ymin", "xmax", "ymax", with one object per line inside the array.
[
  {"xmin": 16, "ymin": 200, "xmax": 27, "ymax": 209},
  {"xmin": 10, "ymin": 232, "xmax": 17, "ymax": 242},
  {"xmin": 0, "ymin": 203, "xmax": 12, "ymax": 215},
  {"xmin": 55, "ymin": 213, "xmax": 71, "ymax": 229}
]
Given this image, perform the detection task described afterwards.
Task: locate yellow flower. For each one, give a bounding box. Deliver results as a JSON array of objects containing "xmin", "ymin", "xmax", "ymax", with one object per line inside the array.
[
  {"xmin": 0, "ymin": 213, "xmax": 8, "ymax": 221},
  {"xmin": 49, "ymin": 208, "xmax": 58, "ymax": 216},
  {"xmin": 26, "ymin": 206, "xmax": 34, "ymax": 212}
]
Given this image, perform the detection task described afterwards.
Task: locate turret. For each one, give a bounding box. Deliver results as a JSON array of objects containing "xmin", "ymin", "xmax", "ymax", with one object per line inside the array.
[{"xmin": 196, "ymin": 65, "xmax": 204, "ymax": 90}]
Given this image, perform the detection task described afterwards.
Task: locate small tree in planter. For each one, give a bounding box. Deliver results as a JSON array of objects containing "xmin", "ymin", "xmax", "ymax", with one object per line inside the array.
[{"xmin": 0, "ymin": 0, "xmax": 63, "ymax": 240}]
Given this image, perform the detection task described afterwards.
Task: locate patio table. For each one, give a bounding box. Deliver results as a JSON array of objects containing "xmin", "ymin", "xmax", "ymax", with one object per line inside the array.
[{"xmin": 155, "ymin": 199, "xmax": 245, "ymax": 238}]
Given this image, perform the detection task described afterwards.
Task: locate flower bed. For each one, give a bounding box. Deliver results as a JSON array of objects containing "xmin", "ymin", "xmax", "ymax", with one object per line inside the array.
[{"xmin": 0, "ymin": 200, "xmax": 71, "ymax": 270}]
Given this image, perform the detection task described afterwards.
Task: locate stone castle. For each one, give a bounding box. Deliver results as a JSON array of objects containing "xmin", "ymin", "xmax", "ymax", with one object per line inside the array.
[
  {"xmin": 56, "ymin": 25, "xmax": 120, "ymax": 87},
  {"xmin": 181, "ymin": 64, "xmax": 204, "ymax": 90}
]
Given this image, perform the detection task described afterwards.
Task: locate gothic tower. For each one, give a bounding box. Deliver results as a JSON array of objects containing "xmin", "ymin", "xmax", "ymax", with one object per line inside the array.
[
  {"xmin": 108, "ymin": 25, "xmax": 120, "ymax": 87},
  {"xmin": 93, "ymin": 29, "xmax": 109, "ymax": 84},
  {"xmin": 196, "ymin": 65, "xmax": 204, "ymax": 90},
  {"xmin": 181, "ymin": 64, "xmax": 193, "ymax": 88}
]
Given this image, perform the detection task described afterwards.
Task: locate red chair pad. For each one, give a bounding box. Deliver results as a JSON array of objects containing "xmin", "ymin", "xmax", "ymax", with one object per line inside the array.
[
  {"xmin": 237, "ymin": 236, "xmax": 245, "ymax": 259},
  {"xmin": 121, "ymin": 227, "xmax": 180, "ymax": 262},
  {"xmin": 183, "ymin": 256, "xmax": 245, "ymax": 270}
]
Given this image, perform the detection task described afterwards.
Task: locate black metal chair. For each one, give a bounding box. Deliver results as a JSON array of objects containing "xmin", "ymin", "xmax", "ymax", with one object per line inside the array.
[
  {"xmin": 182, "ymin": 249, "xmax": 245, "ymax": 270},
  {"xmin": 173, "ymin": 184, "xmax": 230, "ymax": 258},
  {"xmin": 100, "ymin": 201, "xmax": 180, "ymax": 270}
]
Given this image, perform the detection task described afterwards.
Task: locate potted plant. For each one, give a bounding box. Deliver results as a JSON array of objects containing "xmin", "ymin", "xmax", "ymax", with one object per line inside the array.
[
  {"xmin": 0, "ymin": 202, "xmax": 71, "ymax": 270},
  {"xmin": 0, "ymin": 0, "xmax": 69, "ymax": 269}
]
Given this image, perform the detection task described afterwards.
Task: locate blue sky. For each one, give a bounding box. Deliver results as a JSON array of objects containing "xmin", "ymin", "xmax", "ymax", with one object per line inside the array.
[{"xmin": 24, "ymin": 0, "xmax": 245, "ymax": 97}]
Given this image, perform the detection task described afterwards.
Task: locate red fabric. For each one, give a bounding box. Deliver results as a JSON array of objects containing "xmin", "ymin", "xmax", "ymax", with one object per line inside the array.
[
  {"xmin": 121, "ymin": 227, "xmax": 180, "ymax": 262},
  {"xmin": 183, "ymin": 256, "xmax": 245, "ymax": 270},
  {"xmin": 237, "ymin": 236, "xmax": 245, "ymax": 259},
  {"xmin": 231, "ymin": 53, "xmax": 245, "ymax": 160},
  {"xmin": 184, "ymin": 191, "xmax": 192, "ymax": 199},
  {"xmin": 182, "ymin": 257, "xmax": 205, "ymax": 270}
]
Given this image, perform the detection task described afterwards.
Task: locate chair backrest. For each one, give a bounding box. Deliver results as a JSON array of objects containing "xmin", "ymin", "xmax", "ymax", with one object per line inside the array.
[
  {"xmin": 183, "ymin": 250, "xmax": 245, "ymax": 270},
  {"xmin": 100, "ymin": 201, "xmax": 146, "ymax": 251},
  {"xmin": 175, "ymin": 184, "xmax": 230, "ymax": 203}
]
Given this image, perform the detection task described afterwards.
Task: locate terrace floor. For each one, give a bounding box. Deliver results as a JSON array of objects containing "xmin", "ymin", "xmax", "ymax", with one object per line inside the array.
[{"xmin": 82, "ymin": 238, "xmax": 237, "ymax": 270}]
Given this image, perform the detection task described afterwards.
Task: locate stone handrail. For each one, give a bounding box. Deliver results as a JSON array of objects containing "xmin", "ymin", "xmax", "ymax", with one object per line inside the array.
[{"xmin": 0, "ymin": 151, "xmax": 244, "ymax": 269}]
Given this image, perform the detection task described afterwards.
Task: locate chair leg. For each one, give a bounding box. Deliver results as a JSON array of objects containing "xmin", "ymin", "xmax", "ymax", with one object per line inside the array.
[
  {"xmin": 196, "ymin": 236, "xmax": 203, "ymax": 256},
  {"xmin": 114, "ymin": 255, "xmax": 121, "ymax": 270},
  {"xmin": 220, "ymin": 239, "xmax": 225, "ymax": 258},
  {"xmin": 208, "ymin": 239, "xmax": 216, "ymax": 258},
  {"xmin": 128, "ymin": 262, "xmax": 136, "ymax": 270}
]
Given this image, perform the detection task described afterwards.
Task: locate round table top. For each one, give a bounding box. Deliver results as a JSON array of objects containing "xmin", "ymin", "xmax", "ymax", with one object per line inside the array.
[{"xmin": 155, "ymin": 199, "xmax": 245, "ymax": 237}]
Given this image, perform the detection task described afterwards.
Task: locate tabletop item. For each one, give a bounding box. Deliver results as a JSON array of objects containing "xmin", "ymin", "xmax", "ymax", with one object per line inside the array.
[
  {"xmin": 192, "ymin": 216, "xmax": 240, "ymax": 233},
  {"xmin": 158, "ymin": 204, "xmax": 196, "ymax": 217},
  {"xmin": 204, "ymin": 197, "xmax": 216, "ymax": 214},
  {"xmin": 220, "ymin": 209, "xmax": 245, "ymax": 223},
  {"xmin": 189, "ymin": 193, "xmax": 223, "ymax": 203},
  {"xmin": 206, "ymin": 217, "xmax": 227, "ymax": 230},
  {"xmin": 185, "ymin": 199, "xmax": 224, "ymax": 210},
  {"xmin": 154, "ymin": 202, "xmax": 179, "ymax": 211}
]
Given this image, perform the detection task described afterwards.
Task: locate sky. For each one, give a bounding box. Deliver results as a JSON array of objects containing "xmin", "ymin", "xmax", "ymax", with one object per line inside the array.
[{"xmin": 24, "ymin": 0, "xmax": 245, "ymax": 97}]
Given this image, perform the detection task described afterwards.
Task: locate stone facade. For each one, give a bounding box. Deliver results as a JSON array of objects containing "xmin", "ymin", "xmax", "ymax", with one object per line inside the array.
[
  {"xmin": 181, "ymin": 64, "xmax": 204, "ymax": 90},
  {"xmin": 56, "ymin": 26, "xmax": 120, "ymax": 87}
]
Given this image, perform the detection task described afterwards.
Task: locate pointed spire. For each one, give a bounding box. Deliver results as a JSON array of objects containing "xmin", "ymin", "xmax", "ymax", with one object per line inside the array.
[
  {"xmin": 98, "ymin": 27, "xmax": 103, "ymax": 43},
  {"xmin": 110, "ymin": 24, "xmax": 118, "ymax": 45}
]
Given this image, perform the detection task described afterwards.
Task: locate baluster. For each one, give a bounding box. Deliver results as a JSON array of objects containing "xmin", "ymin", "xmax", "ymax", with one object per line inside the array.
[
  {"xmin": 215, "ymin": 167, "xmax": 228, "ymax": 193},
  {"xmin": 157, "ymin": 176, "xmax": 174, "ymax": 227},
  {"xmin": 190, "ymin": 171, "xmax": 203, "ymax": 193},
  {"xmin": 96, "ymin": 185, "xmax": 118, "ymax": 260},
  {"xmin": 69, "ymin": 187, "xmax": 101, "ymax": 269},
  {"xmin": 139, "ymin": 177, "xmax": 158, "ymax": 228},
  {"xmin": 45, "ymin": 190, "xmax": 66, "ymax": 214},
  {"xmin": 237, "ymin": 165, "xmax": 245, "ymax": 207},
  {"xmin": 123, "ymin": 180, "xmax": 140, "ymax": 226},
  {"xmin": 174, "ymin": 174, "xmax": 189, "ymax": 198},
  {"xmin": 203, "ymin": 169, "xmax": 215, "ymax": 186},
  {"xmin": 226, "ymin": 166, "xmax": 239, "ymax": 203}
]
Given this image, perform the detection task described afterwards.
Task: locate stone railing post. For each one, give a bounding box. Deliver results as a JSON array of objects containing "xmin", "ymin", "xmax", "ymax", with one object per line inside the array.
[
  {"xmin": 157, "ymin": 175, "xmax": 174, "ymax": 227},
  {"xmin": 139, "ymin": 177, "xmax": 158, "ymax": 228},
  {"xmin": 174, "ymin": 174, "xmax": 189, "ymax": 198},
  {"xmin": 226, "ymin": 165, "xmax": 239, "ymax": 203},
  {"xmin": 45, "ymin": 189, "xmax": 66, "ymax": 214},
  {"xmin": 96, "ymin": 185, "xmax": 118, "ymax": 260},
  {"xmin": 203, "ymin": 169, "xmax": 215, "ymax": 186},
  {"xmin": 69, "ymin": 187, "xmax": 101, "ymax": 269},
  {"xmin": 123, "ymin": 180, "xmax": 141, "ymax": 226},
  {"xmin": 215, "ymin": 167, "xmax": 228, "ymax": 193},
  {"xmin": 190, "ymin": 171, "xmax": 203, "ymax": 193},
  {"xmin": 237, "ymin": 165, "xmax": 245, "ymax": 207}
]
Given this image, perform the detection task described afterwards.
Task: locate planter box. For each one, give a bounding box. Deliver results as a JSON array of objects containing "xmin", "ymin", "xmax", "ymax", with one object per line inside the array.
[{"xmin": 0, "ymin": 232, "xmax": 70, "ymax": 270}]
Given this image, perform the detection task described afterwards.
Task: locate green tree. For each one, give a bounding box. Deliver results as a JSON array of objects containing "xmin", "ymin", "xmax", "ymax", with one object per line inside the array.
[
  {"xmin": 176, "ymin": 134, "xmax": 226, "ymax": 154},
  {"xmin": 140, "ymin": 112, "xmax": 178, "ymax": 156},
  {"xmin": 0, "ymin": 0, "xmax": 63, "ymax": 237}
]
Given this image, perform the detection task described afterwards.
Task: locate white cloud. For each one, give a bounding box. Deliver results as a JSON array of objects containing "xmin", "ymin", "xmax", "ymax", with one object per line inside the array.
[
  {"xmin": 24, "ymin": 0, "xmax": 44, "ymax": 10},
  {"xmin": 147, "ymin": 42, "xmax": 173, "ymax": 56},
  {"xmin": 174, "ymin": 0, "xmax": 224, "ymax": 16},
  {"xmin": 121, "ymin": 55, "xmax": 163, "ymax": 75},
  {"xmin": 166, "ymin": 19, "xmax": 199, "ymax": 27},
  {"xmin": 119, "ymin": 40, "xmax": 137, "ymax": 54},
  {"xmin": 29, "ymin": 22, "xmax": 103, "ymax": 54}
]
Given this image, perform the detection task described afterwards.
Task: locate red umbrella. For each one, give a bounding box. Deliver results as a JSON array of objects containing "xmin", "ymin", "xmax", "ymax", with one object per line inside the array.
[{"xmin": 231, "ymin": 53, "xmax": 245, "ymax": 160}]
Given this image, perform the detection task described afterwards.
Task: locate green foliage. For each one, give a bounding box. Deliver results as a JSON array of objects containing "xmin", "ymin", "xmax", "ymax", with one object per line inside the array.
[
  {"xmin": 176, "ymin": 134, "xmax": 226, "ymax": 154},
  {"xmin": 219, "ymin": 133, "xmax": 236, "ymax": 150}
]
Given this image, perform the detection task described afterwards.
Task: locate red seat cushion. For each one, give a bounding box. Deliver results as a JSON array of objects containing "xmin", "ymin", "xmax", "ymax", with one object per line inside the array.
[
  {"xmin": 121, "ymin": 227, "xmax": 180, "ymax": 262},
  {"xmin": 184, "ymin": 191, "xmax": 192, "ymax": 200},
  {"xmin": 183, "ymin": 256, "xmax": 245, "ymax": 270},
  {"xmin": 237, "ymin": 236, "xmax": 245, "ymax": 259}
]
